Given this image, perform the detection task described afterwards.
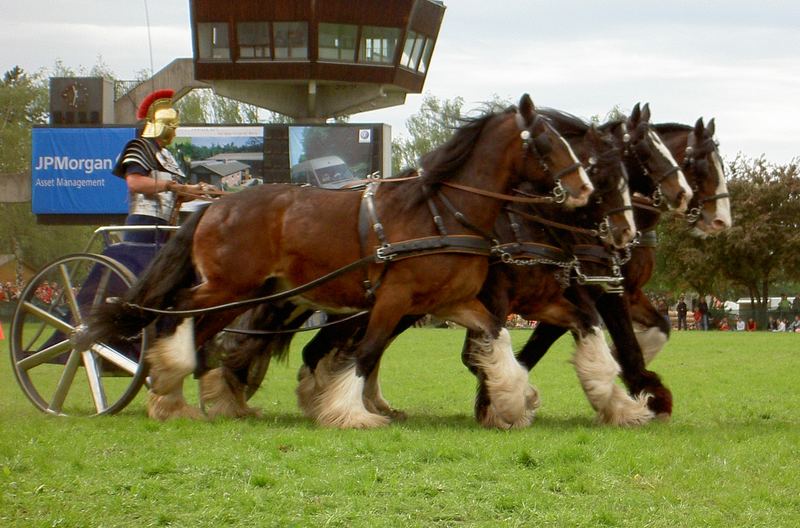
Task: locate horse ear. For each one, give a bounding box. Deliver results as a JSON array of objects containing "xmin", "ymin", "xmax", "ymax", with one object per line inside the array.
[
  {"xmin": 641, "ymin": 103, "xmax": 651, "ymax": 123},
  {"xmin": 630, "ymin": 103, "xmax": 641, "ymax": 124},
  {"xmin": 694, "ymin": 117, "xmax": 705, "ymax": 137},
  {"xmin": 707, "ymin": 118, "xmax": 716, "ymax": 137},
  {"xmin": 518, "ymin": 94, "xmax": 535, "ymax": 126},
  {"xmin": 586, "ymin": 123, "xmax": 599, "ymax": 140}
]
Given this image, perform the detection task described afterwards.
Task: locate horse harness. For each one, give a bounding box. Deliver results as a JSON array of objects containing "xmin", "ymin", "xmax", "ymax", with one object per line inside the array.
[{"xmin": 683, "ymin": 134, "xmax": 730, "ymax": 226}]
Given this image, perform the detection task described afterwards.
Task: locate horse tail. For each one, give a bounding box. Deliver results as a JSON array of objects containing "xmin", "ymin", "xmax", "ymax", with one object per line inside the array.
[{"xmin": 83, "ymin": 209, "xmax": 207, "ymax": 345}]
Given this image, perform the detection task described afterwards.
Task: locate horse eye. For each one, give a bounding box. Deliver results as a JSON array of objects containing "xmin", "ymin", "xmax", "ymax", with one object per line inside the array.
[
  {"xmin": 634, "ymin": 140, "xmax": 651, "ymax": 159},
  {"xmin": 533, "ymin": 134, "xmax": 552, "ymax": 155}
]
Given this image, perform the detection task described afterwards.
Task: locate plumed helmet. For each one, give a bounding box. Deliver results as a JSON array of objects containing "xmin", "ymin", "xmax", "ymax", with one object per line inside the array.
[{"xmin": 138, "ymin": 89, "xmax": 179, "ymax": 144}]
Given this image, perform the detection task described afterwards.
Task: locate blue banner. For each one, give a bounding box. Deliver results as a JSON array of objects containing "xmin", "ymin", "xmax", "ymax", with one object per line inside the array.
[{"xmin": 31, "ymin": 127, "xmax": 136, "ymax": 214}]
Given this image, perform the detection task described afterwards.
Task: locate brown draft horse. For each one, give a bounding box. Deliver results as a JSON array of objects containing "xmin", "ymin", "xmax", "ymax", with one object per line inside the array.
[
  {"xmin": 295, "ymin": 105, "xmax": 694, "ymax": 426},
  {"xmin": 84, "ymin": 94, "xmax": 594, "ymax": 426},
  {"xmin": 200, "ymin": 118, "xmax": 643, "ymax": 427},
  {"xmin": 518, "ymin": 114, "xmax": 730, "ymax": 419}
]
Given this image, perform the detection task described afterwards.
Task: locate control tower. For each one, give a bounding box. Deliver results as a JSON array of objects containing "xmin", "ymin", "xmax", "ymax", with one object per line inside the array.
[{"xmin": 111, "ymin": 0, "xmax": 446, "ymax": 124}]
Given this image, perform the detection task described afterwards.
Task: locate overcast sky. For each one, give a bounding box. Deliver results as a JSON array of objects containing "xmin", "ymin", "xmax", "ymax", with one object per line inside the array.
[{"xmin": 2, "ymin": 1, "xmax": 798, "ymax": 163}]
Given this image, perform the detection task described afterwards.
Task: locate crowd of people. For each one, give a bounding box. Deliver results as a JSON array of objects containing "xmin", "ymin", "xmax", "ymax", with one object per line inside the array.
[
  {"xmin": 0, "ymin": 281, "xmax": 23, "ymax": 303},
  {"xmin": 662, "ymin": 292, "xmax": 800, "ymax": 333},
  {"xmin": 0, "ymin": 280, "xmax": 65, "ymax": 306}
]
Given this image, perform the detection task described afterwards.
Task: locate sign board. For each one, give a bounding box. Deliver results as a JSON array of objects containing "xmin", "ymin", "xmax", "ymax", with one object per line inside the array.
[
  {"xmin": 31, "ymin": 127, "xmax": 134, "ymax": 214},
  {"xmin": 31, "ymin": 123, "xmax": 390, "ymax": 216}
]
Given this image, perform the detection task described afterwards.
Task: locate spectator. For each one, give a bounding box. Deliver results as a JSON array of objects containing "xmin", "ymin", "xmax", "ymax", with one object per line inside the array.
[
  {"xmin": 698, "ymin": 296, "xmax": 709, "ymax": 331},
  {"xmin": 718, "ymin": 317, "xmax": 730, "ymax": 331},
  {"xmin": 789, "ymin": 315, "xmax": 800, "ymax": 333},
  {"xmin": 735, "ymin": 316, "xmax": 746, "ymax": 331},
  {"xmin": 656, "ymin": 297, "xmax": 670, "ymax": 327},
  {"xmin": 793, "ymin": 294, "xmax": 800, "ymax": 317},
  {"xmin": 746, "ymin": 318, "xmax": 757, "ymax": 331},
  {"xmin": 776, "ymin": 319, "xmax": 787, "ymax": 332},
  {"xmin": 778, "ymin": 293, "xmax": 792, "ymax": 321},
  {"xmin": 676, "ymin": 295, "xmax": 688, "ymax": 330}
]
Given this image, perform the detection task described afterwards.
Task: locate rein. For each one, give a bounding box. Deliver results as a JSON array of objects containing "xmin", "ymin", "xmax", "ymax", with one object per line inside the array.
[
  {"xmin": 111, "ymin": 254, "xmax": 376, "ymax": 316},
  {"xmin": 223, "ymin": 310, "xmax": 369, "ymax": 336},
  {"xmin": 504, "ymin": 206, "xmax": 601, "ymax": 237}
]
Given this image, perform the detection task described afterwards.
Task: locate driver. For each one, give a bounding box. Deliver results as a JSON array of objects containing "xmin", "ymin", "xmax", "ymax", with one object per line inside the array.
[{"xmin": 112, "ymin": 89, "xmax": 206, "ymax": 243}]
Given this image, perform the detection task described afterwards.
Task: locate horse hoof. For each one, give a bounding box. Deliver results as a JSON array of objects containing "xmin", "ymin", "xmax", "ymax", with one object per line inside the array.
[
  {"xmin": 525, "ymin": 385, "xmax": 541, "ymax": 411},
  {"xmin": 479, "ymin": 404, "xmax": 535, "ymax": 429},
  {"xmin": 317, "ymin": 410, "xmax": 391, "ymax": 429},
  {"xmin": 387, "ymin": 408, "xmax": 408, "ymax": 421},
  {"xmin": 147, "ymin": 391, "xmax": 205, "ymax": 421}
]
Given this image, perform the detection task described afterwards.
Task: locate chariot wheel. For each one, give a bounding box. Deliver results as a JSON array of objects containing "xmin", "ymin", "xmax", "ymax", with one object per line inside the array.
[{"xmin": 9, "ymin": 253, "xmax": 151, "ymax": 416}]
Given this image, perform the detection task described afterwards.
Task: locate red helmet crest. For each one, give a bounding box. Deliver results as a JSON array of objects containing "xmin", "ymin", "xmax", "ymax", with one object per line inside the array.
[{"xmin": 137, "ymin": 89, "xmax": 175, "ymax": 120}]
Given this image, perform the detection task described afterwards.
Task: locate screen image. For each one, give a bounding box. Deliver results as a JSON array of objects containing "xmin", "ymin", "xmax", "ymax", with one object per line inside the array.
[
  {"xmin": 288, "ymin": 125, "xmax": 378, "ymax": 188},
  {"xmin": 171, "ymin": 126, "xmax": 264, "ymax": 190}
]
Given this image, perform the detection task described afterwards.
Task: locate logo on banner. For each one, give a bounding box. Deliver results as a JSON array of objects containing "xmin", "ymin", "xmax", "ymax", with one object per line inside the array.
[{"xmin": 32, "ymin": 128, "xmax": 135, "ymax": 214}]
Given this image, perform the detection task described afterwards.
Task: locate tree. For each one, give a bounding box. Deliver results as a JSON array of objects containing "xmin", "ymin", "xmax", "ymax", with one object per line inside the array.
[
  {"xmin": 174, "ymin": 88, "xmax": 277, "ymax": 124},
  {"xmin": 653, "ymin": 155, "xmax": 800, "ymax": 325},
  {"xmin": 392, "ymin": 93, "xmax": 465, "ymax": 174}
]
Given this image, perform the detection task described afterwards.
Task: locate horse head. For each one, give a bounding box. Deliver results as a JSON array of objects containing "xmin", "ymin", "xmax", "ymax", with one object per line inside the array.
[
  {"xmin": 581, "ymin": 124, "xmax": 636, "ymax": 249},
  {"xmin": 515, "ymin": 94, "xmax": 594, "ymax": 207},
  {"xmin": 681, "ymin": 118, "xmax": 732, "ymax": 236},
  {"xmin": 626, "ymin": 103, "xmax": 693, "ymax": 212}
]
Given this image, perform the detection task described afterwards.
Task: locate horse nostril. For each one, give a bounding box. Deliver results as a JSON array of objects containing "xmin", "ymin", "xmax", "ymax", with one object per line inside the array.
[
  {"xmin": 711, "ymin": 219, "xmax": 728, "ymax": 231},
  {"xmin": 579, "ymin": 183, "xmax": 593, "ymax": 196}
]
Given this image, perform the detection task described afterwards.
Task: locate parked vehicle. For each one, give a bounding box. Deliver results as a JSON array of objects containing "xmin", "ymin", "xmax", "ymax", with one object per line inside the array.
[{"xmin": 291, "ymin": 156, "xmax": 360, "ymax": 189}]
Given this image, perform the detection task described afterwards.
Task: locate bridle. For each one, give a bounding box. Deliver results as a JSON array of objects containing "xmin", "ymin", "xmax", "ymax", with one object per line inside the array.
[
  {"xmin": 624, "ymin": 124, "xmax": 682, "ymax": 208},
  {"xmin": 683, "ymin": 133, "xmax": 730, "ymax": 226},
  {"xmin": 585, "ymin": 146, "xmax": 634, "ymax": 243},
  {"xmin": 515, "ymin": 112, "xmax": 584, "ymax": 205}
]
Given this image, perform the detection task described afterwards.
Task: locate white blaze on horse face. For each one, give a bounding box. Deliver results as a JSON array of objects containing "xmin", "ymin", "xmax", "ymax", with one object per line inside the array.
[
  {"xmin": 557, "ymin": 135, "xmax": 593, "ymax": 207},
  {"xmin": 647, "ymin": 130, "xmax": 693, "ymax": 205},
  {"xmin": 619, "ymin": 173, "xmax": 636, "ymax": 244},
  {"xmin": 708, "ymin": 151, "xmax": 732, "ymax": 230}
]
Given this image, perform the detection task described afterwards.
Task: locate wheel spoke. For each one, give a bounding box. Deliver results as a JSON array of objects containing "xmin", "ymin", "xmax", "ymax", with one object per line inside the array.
[
  {"xmin": 82, "ymin": 351, "xmax": 108, "ymax": 413},
  {"xmin": 91, "ymin": 343, "xmax": 139, "ymax": 376},
  {"xmin": 16, "ymin": 339, "xmax": 72, "ymax": 370},
  {"xmin": 91, "ymin": 267, "xmax": 113, "ymax": 308},
  {"xmin": 58, "ymin": 262, "xmax": 82, "ymax": 324},
  {"xmin": 20, "ymin": 300, "xmax": 74, "ymax": 334},
  {"xmin": 49, "ymin": 350, "xmax": 82, "ymax": 414}
]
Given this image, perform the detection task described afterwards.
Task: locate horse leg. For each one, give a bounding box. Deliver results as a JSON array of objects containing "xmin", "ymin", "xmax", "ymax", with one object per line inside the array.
[
  {"xmin": 146, "ymin": 316, "xmax": 205, "ymax": 421},
  {"xmin": 296, "ymin": 315, "xmax": 366, "ymax": 418},
  {"xmin": 534, "ymin": 289, "xmax": 653, "ymax": 426},
  {"xmin": 596, "ymin": 292, "xmax": 673, "ymax": 418},
  {"xmin": 361, "ymin": 315, "xmax": 419, "ymax": 421},
  {"xmin": 515, "ymin": 322, "xmax": 568, "ymax": 370},
  {"xmin": 199, "ymin": 303, "xmax": 309, "ymax": 419},
  {"xmin": 305, "ymin": 301, "xmax": 414, "ymax": 429},
  {"xmin": 629, "ymin": 289, "xmax": 671, "ymax": 365},
  {"xmin": 453, "ymin": 302, "xmax": 539, "ymax": 429},
  {"xmin": 147, "ymin": 282, "xmax": 250, "ymax": 421}
]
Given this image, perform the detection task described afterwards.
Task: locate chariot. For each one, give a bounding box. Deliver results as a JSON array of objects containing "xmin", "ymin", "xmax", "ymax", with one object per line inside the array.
[{"xmin": 8, "ymin": 224, "xmax": 177, "ymax": 416}]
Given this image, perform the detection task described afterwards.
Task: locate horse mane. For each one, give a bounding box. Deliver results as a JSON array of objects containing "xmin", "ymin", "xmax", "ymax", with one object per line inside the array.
[
  {"xmin": 538, "ymin": 108, "xmax": 590, "ymax": 137},
  {"xmin": 653, "ymin": 123, "xmax": 692, "ymax": 134},
  {"xmin": 418, "ymin": 107, "xmax": 516, "ymax": 187}
]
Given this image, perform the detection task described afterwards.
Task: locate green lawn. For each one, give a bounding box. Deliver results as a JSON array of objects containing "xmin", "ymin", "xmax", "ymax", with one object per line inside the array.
[{"xmin": 1, "ymin": 325, "xmax": 799, "ymax": 527}]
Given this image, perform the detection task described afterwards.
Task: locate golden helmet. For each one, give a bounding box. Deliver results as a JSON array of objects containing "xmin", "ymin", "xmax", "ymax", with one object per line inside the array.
[{"xmin": 137, "ymin": 89, "xmax": 179, "ymax": 144}]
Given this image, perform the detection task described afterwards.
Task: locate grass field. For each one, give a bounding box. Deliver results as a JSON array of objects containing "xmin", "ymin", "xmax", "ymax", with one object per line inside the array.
[{"xmin": 1, "ymin": 325, "xmax": 799, "ymax": 527}]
